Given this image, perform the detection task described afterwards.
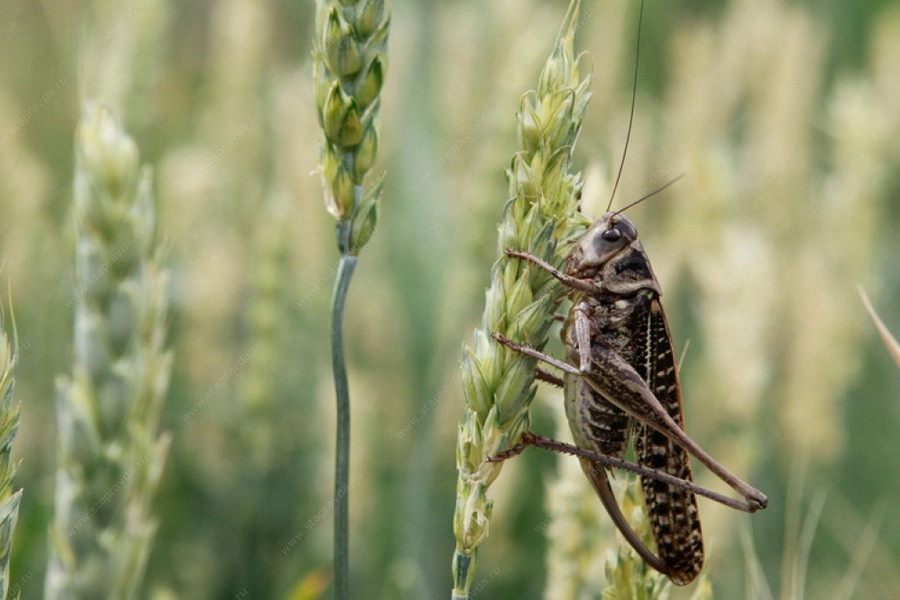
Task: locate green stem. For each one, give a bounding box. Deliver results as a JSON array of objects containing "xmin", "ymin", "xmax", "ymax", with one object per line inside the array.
[
  {"xmin": 331, "ymin": 220, "xmax": 357, "ymax": 600},
  {"xmin": 452, "ymin": 551, "xmax": 475, "ymax": 599}
]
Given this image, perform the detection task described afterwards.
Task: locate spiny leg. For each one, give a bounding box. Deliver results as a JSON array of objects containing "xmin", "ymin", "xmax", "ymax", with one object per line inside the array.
[
  {"xmin": 580, "ymin": 457, "xmax": 673, "ymax": 578},
  {"xmin": 535, "ymin": 368, "xmax": 565, "ymax": 388},
  {"xmin": 586, "ymin": 343, "xmax": 768, "ymax": 511},
  {"xmin": 504, "ymin": 249, "xmax": 602, "ymax": 294},
  {"xmin": 489, "ymin": 432, "xmax": 758, "ymax": 513},
  {"xmin": 495, "ymin": 329, "xmax": 766, "ymax": 512},
  {"xmin": 492, "ymin": 333, "xmax": 581, "ymax": 376},
  {"xmin": 556, "ymin": 308, "xmax": 767, "ymax": 511}
]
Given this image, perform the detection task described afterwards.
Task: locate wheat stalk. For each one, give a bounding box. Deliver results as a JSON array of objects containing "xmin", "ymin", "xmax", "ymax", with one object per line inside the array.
[
  {"xmin": 45, "ymin": 103, "xmax": 172, "ymax": 600},
  {"xmin": 313, "ymin": 1, "xmax": 390, "ymax": 598},
  {"xmin": 451, "ymin": 2, "xmax": 591, "ymax": 597}
]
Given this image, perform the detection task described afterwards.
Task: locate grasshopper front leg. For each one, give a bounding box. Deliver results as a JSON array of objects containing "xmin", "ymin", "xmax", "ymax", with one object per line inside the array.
[{"xmin": 504, "ymin": 249, "xmax": 603, "ymax": 294}]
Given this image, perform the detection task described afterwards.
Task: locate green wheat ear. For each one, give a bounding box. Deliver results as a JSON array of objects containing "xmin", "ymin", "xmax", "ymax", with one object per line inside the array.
[
  {"xmin": 314, "ymin": 0, "xmax": 389, "ymax": 254},
  {"xmin": 451, "ymin": 1, "xmax": 591, "ymax": 597},
  {"xmin": 0, "ymin": 304, "xmax": 22, "ymax": 600},
  {"xmin": 45, "ymin": 103, "xmax": 172, "ymax": 600}
]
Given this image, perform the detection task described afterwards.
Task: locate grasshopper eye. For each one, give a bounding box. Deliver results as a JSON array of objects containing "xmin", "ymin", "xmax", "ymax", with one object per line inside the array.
[{"xmin": 601, "ymin": 228, "xmax": 621, "ymax": 242}]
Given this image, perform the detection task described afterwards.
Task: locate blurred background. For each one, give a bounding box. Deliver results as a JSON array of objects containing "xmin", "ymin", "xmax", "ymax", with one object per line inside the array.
[{"xmin": 0, "ymin": 0, "xmax": 898, "ymax": 598}]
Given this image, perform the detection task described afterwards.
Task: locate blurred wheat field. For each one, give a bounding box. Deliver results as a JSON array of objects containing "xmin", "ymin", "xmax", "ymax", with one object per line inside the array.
[{"xmin": 0, "ymin": 0, "xmax": 898, "ymax": 599}]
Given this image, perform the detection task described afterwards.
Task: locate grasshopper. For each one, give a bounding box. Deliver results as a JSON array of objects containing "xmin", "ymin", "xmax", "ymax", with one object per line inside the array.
[
  {"xmin": 489, "ymin": 0, "xmax": 767, "ymax": 585},
  {"xmin": 492, "ymin": 207, "xmax": 768, "ymax": 584}
]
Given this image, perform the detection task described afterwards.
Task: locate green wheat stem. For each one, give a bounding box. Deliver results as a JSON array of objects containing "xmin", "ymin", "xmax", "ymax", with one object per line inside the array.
[
  {"xmin": 313, "ymin": 0, "xmax": 390, "ymax": 596},
  {"xmin": 451, "ymin": 1, "xmax": 591, "ymax": 597},
  {"xmin": 330, "ymin": 222, "xmax": 357, "ymax": 600}
]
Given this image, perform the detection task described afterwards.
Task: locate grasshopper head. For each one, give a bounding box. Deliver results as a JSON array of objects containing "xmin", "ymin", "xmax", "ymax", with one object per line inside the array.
[{"xmin": 566, "ymin": 212, "xmax": 661, "ymax": 295}]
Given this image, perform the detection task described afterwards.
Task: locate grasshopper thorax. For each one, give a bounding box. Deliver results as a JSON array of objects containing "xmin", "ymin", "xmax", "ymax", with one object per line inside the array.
[{"xmin": 565, "ymin": 212, "xmax": 662, "ymax": 297}]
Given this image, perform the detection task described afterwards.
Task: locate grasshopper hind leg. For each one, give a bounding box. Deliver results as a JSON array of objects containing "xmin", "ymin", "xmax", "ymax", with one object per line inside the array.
[
  {"xmin": 579, "ymin": 458, "xmax": 675, "ymax": 578},
  {"xmin": 535, "ymin": 368, "xmax": 565, "ymax": 388}
]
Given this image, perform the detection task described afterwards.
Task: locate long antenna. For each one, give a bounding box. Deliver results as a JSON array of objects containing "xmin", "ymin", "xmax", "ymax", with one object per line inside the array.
[
  {"xmin": 606, "ymin": 0, "xmax": 645, "ymax": 212},
  {"xmin": 611, "ymin": 173, "xmax": 684, "ymax": 218}
]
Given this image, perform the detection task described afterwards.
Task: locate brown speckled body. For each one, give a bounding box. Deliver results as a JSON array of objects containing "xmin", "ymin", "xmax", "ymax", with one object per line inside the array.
[
  {"xmin": 561, "ymin": 213, "xmax": 703, "ymax": 585},
  {"xmin": 499, "ymin": 208, "xmax": 766, "ymax": 583}
]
